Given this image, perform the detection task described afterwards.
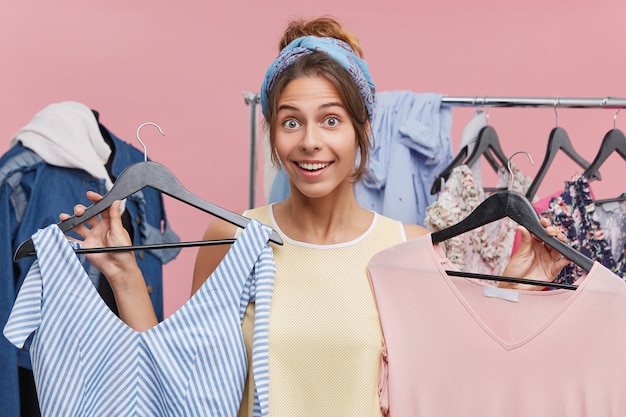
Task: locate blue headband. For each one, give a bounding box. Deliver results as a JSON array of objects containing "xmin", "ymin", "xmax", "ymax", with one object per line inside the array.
[{"xmin": 260, "ymin": 36, "xmax": 376, "ymax": 120}]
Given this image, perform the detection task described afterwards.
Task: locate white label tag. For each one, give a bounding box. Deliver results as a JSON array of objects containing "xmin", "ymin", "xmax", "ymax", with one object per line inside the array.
[{"xmin": 483, "ymin": 285, "xmax": 520, "ymax": 303}]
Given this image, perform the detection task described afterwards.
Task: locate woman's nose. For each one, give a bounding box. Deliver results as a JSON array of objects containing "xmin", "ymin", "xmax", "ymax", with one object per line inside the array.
[{"xmin": 299, "ymin": 126, "xmax": 322, "ymax": 151}]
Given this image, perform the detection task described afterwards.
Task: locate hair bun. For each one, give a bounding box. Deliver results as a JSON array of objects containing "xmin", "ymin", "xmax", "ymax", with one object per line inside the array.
[{"xmin": 278, "ymin": 16, "xmax": 364, "ymax": 58}]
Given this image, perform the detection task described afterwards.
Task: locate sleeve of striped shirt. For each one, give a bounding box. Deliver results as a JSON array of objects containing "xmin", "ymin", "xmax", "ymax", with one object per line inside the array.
[{"xmin": 4, "ymin": 259, "xmax": 43, "ymax": 348}]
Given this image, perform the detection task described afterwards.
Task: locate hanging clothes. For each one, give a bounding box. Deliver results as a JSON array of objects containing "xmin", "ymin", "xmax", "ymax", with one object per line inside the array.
[
  {"xmin": 594, "ymin": 199, "xmax": 626, "ymax": 268},
  {"xmin": 9, "ymin": 102, "xmax": 117, "ymax": 192},
  {"xmin": 457, "ymin": 110, "xmax": 488, "ymax": 189},
  {"xmin": 0, "ymin": 103, "xmax": 180, "ymax": 417},
  {"xmin": 354, "ymin": 91, "xmax": 453, "ymax": 225},
  {"xmin": 268, "ymin": 91, "xmax": 453, "ymax": 226},
  {"xmin": 424, "ymin": 162, "xmax": 531, "ymax": 275},
  {"xmin": 540, "ymin": 174, "xmax": 626, "ymax": 284},
  {"xmin": 4, "ymin": 220, "xmax": 275, "ymax": 417},
  {"xmin": 367, "ymin": 234, "xmax": 626, "ymax": 417}
]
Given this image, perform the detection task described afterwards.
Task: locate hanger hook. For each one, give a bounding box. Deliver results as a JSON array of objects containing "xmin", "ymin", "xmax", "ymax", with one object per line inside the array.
[
  {"xmin": 136, "ymin": 122, "xmax": 165, "ymax": 162},
  {"xmin": 507, "ymin": 151, "xmax": 535, "ymax": 191},
  {"xmin": 602, "ymin": 96, "xmax": 620, "ymax": 129},
  {"xmin": 554, "ymin": 96, "xmax": 560, "ymax": 127},
  {"xmin": 473, "ymin": 95, "xmax": 485, "ymax": 117}
]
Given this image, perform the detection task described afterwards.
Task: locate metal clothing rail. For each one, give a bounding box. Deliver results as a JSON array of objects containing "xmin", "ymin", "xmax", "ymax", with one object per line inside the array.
[
  {"xmin": 245, "ymin": 93, "xmax": 626, "ymax": 108},
  {"xmin": 441, "ymin": 96, "xmax": 626, "ymax": 109},
  {"xmin": 243, "ymin": 93, "xmax": 626, "ymax": 208}
]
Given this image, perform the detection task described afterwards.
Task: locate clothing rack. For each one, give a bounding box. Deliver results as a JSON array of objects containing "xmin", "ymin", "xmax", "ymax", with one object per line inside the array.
[
  {"xmin": 243, "ymin": 93, "xmax": 626, "ymax": 207},
  {"xmin": 243, "ymin": 92, "xmax": 260, "ymax": 208},
  {"xmin": 441, "ymin": 96, "xmax": 626, "ymax": 109}
]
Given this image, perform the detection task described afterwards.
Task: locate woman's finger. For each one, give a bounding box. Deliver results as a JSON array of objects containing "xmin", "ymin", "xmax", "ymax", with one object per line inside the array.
[
  {"xmin": 70, "ymin": 203, "xmax": 100, "ymax": 229},
  {"xmin": 86, "ymin": 190, "xmax": 104, "ymax": 204},
  {"xmin": 73, "ymin": 203, "xmax": 86, "ymax": 216},
  {"xmin": 59, "ymin": 212, "xmax": 91, "ymax": 240},
  {"xmin": 71, "ymin": 222, "xmax": 92, "ymax": 238}
]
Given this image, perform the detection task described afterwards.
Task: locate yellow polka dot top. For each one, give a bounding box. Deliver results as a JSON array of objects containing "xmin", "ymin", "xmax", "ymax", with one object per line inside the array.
[{"xmin": 237, "ymin": 204, "xmax": 406, "ymax": 417}]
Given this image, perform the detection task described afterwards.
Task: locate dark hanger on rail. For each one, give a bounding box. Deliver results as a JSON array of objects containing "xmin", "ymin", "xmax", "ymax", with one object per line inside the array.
[
  {"xmin": 430, "ymin": 145, "xmax": 469, "ymax": 194},
  {"xmin": 525, "ymin": 127, "xmax": 599, "ymax": 200},
  {"xmin": 526, "ymin": 98, "xmax": 600, "ymax": 200},
  {"xmin": 594, "ymin": 191, "xmax": 626, "ymax": 205},
  {"xmin": 582, "ymin": 122, "xmax": 626, "ymax": 181},
  {"xmin": 463, "ymin": 125, "xmax": 509, "ymax": 169},
  {"xmin": 14, "ymin": 122, "xmax": 283, "ymax": 261},
  {"xmin": 431, "ymin": 124, "xmax": 508, "ymax": 194},
  {"xmin": 582, "ymin": 109, "xmax": 626, "ymax": 205},
  {"xmin": 431, "ymin": 152, "xmax": 593, "ymax": 290}
]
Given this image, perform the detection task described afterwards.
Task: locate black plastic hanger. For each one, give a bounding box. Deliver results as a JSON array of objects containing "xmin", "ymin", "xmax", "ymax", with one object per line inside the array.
[
  {"xmin": 582, "ymin": 128, "xmax": 626, "ymax": 205},
  {"xmin": 525, "ymin": 127, "xmax": 599, "ymax": 200},
  {"xmin": 463, "ymin": 125, "xmax": 509, "ymax": 169},
  {"xmin": 582, "ymin": 128, "xmax": 626, "ymax": 181},
  {"xmin": 13, "ymin": 160, "xmax": 283, "ymax": 261},
  {"xmin": 430, "ymin": 145, "xmax": 469, "ymax": 194},
  {"xmin": 431, "ymin": 125, "xmax": 506, "ymax": 194},
  {"xmin": 581, "ymin": 108, "xmax": 626, "ymax": 204},
  {"xmin": 15, "ymin": 121, "xmax": 282, "ymax": 260},
  {"xmin": 431, "ymin": 190, "xmax": 594, "ymax": 290},
  {"xmin": 595, "ymin": 191, "xmax": 626, "ymax": 205}
]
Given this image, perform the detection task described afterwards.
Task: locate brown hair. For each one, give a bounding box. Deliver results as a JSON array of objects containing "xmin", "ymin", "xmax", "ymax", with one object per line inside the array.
[
  {"xmin": 278, "ymin": 16, "xmax": 364, "ymax": 58},
  {"xmin": 266, "ymin": 16, "xmax": 371, "ymax": 182}
]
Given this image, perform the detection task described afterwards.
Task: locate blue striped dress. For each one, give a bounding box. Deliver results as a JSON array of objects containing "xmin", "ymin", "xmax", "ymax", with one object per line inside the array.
[{"xmin": 4, "ymin": 220, "xmax": 275, "ymax": 417}]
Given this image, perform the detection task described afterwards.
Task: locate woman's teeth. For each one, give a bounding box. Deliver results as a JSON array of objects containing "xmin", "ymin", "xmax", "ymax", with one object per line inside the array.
[{"xmin": 298, "ymin": 162, "xmax": 329, "ymax": 171}]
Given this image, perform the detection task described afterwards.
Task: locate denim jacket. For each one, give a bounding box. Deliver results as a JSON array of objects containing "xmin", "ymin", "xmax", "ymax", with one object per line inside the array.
[{"xmin": 0, "ymin": 128, "xmax": 180, "ymax": 416}]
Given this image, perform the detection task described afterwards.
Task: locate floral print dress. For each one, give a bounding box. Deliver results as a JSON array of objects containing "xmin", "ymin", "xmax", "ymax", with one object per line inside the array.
[
  {"xmin": 542, "ymin": 174, "xmax": 626, "ymax": 284},
  {"xmin": 424, "ymin": 163, "xmax": 531, "ymax": 276}
]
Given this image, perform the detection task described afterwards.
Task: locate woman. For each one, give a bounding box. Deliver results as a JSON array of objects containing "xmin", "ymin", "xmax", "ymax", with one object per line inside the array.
[{"xmin": 65, "ymin": 17, "xmax": 571, "ymax": 417}]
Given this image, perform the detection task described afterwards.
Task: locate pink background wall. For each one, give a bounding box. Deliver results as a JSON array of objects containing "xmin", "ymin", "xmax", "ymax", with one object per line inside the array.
[{"xmin": 2, "ymin": 1, "xmax": 625, "ymax": 316}]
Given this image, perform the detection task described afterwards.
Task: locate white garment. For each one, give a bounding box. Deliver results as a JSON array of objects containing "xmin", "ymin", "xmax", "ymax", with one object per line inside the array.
[
  {"xmin": 458, "ymin": 110, "xmax": 487, "ymax": 189},
  {"xmin": 10, "ymin": 101, "xmax": 115, "ymax": 191}
]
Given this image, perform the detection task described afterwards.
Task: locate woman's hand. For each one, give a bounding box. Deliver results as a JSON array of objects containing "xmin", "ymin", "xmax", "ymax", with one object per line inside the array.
[
  {"xmin": 59, "ymin": 191, "xmax": 139, "ymax": 286},
  {"xmin": 499, "ymin": 217, "xmax": 571, "ymax": 291},
  {"xmin": 60, "ymin": 190, "xmax": 158, "ymax": 331}
]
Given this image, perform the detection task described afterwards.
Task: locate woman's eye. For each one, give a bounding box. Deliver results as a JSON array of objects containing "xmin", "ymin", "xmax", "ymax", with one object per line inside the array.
[
  {"xmin": 324, "ymin": 116, "xmax": 339, "ymax": 127},
  {"xmin": 283, "ymin": 119, "xmax": 300, "ymax": 129}
]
